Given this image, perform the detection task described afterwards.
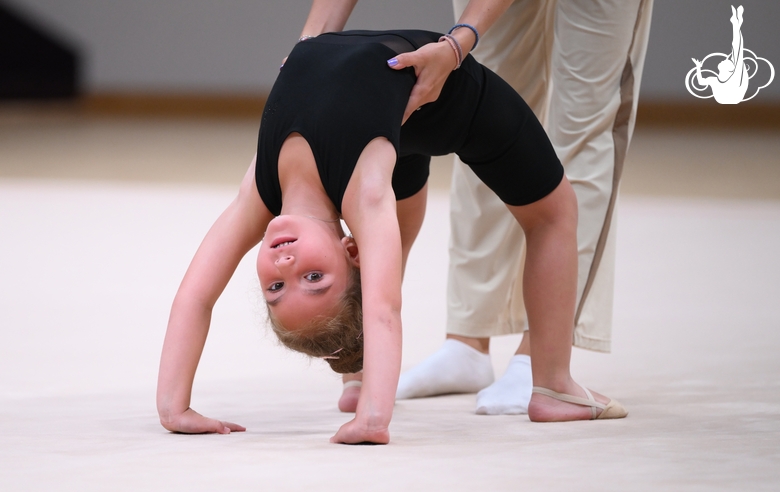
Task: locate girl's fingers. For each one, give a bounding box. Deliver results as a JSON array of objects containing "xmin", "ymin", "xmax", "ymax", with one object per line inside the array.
[
  {"xmin": 191, "ymin": 417, "xmax": 227, "ymax": 434},
  {"xmin": 221, "ymin": 421, "xmax": 247, "ymax": 432}
]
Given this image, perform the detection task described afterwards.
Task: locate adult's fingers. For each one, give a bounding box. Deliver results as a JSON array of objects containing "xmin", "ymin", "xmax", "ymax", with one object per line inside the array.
[
  {"xmin": 401, "ymin": 82, "xmax": 443, "ymax": 124},
  {"xmin": 387, "ymin": 52, "xmax": 419, "ymax": 73}
]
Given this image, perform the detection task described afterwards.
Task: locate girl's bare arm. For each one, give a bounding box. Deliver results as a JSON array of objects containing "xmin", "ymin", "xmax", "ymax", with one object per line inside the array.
[
  {"xmin": 157, "ymin": 159, "xmax": 273, "ymax": 433},
  {"xmin": 336, "ymin": 138, "xmax": 404, "ymax": 444}
]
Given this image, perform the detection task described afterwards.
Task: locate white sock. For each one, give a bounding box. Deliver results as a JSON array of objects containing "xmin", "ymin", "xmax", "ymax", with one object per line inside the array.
[
  {"xmin": 396, "ymin": 339, "xmax": 494, "ymax": 400},
  {"xmin": 475, "ymin": 354, "xmax": 532, "ymax": 415}
]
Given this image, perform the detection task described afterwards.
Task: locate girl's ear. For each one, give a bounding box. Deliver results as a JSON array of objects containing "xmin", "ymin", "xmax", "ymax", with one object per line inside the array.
[{"xmin": 341, "ymin": 236, "xmax": 360, "ymax": 268}]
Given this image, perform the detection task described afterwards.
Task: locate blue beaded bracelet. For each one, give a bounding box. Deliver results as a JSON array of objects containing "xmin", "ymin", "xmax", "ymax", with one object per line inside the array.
[{"xmin": 448, "ymin": 23, "xmax": 479, "ymax": 50}]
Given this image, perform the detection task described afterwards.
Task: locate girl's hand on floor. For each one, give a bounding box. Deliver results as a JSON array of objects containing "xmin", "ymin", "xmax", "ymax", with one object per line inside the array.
[
  {"xmin": 161, "ymin": 407, "xmax": 246, "ymax": 434},
  {"xmin": 330, "ymin": 417, "xmax": 390, "ymax": 445}
]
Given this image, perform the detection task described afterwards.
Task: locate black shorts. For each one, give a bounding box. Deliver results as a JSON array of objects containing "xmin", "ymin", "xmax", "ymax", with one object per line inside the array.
[{"xmin": 397, "ymin": 51, "xmax": 564, "ymax": 206}]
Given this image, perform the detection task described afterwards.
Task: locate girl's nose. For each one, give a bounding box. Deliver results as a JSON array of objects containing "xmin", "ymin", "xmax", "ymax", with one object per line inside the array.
[{"xmin": 275, "ymin": 255, "xmax": 294, "ymax": 268}]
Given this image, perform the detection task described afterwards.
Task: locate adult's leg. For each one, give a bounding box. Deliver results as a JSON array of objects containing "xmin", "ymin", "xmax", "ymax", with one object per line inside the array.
[
  {"xmin": 396, "ymin": 0, "xmax": 555, "ymax": 402},
  {"xmin": 398, "ymin": 0, "xmax": 655, "ymax": 411},
  {"xmin": 550, "ymin": 0, "xmax": 654, "ymax": 352}
]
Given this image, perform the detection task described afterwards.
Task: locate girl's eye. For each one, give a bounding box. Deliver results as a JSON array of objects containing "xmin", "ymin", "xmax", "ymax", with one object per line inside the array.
[
  {"xmin": 268, "ymin": 282, "xmax": 284, "ymax": 292},
  {"xmin": 304, "ymin": 272, "xmax": 323, "ymax": 282}
]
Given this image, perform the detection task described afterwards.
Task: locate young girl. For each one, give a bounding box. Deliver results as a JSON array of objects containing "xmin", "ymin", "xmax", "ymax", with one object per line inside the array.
[{"xmin": 156, "ymin": 29, "xmax": 627, "ymax": 445}]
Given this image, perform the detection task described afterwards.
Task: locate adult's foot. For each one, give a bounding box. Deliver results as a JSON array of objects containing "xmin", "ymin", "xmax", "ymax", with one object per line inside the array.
[
  {"xmin": 476, "ymin": 354, "xmax": 533, "ymax": 415},
  {"xmin": 396, "ymin": 339, "xmax": 494, "ymax": 399}
]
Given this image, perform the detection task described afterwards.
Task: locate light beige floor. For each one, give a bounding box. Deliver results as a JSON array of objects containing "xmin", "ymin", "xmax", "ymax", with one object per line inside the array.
[{"xmin": 1, "ymin": 110, "xmax": 779, "ymax": 491}]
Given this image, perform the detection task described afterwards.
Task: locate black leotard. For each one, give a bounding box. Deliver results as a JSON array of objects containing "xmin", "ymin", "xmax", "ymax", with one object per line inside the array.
[{"xmin": 256, "ymin": 30, "xmax": 563, "ymax": 215}]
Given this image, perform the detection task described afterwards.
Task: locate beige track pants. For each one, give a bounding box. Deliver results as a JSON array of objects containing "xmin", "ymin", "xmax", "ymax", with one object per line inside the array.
[{"xmin": 448, "ymin": 0, "xmax": 653, "ymax": 352}]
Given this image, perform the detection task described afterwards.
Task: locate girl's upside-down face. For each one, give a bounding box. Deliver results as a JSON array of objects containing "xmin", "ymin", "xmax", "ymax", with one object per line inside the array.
[{"xmin": 257, "ymin": 215, "xmax": 356, "ymax": 330}]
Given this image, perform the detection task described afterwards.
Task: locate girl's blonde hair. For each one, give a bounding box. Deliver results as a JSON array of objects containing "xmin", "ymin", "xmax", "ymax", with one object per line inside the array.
[{"xmin": 268, "ymin": 266, "xmax": 363, "ymax": 374}]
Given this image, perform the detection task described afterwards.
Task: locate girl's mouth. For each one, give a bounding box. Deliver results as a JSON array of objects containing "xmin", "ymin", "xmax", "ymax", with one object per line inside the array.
[{"xmin": 271, "ymin": 237, "xmax": 297, "ymax": 249}]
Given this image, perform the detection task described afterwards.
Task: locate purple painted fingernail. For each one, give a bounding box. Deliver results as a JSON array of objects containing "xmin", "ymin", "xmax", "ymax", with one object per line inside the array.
[{"xmin": 387, "ymin": 58, "xmax": 398, "ymax": 67}]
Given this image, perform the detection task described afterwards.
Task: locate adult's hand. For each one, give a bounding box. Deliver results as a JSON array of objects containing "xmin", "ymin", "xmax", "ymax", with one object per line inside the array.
[
  {"xmin": 160, "ymin": 407, "xmax": 246, "ymax": 434},
  {"xmin": 387, "ymin": 40, "xmax": 460, "ymax": 124}
]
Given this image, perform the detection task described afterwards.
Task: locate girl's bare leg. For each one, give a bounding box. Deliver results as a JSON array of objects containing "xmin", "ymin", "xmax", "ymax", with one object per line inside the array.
[
  {"xmin": 339, "ymin": 372, "xmax": 363, "ymax": 412},
  {"xmin": 507, "ymin": 178, "xmax": 613, "ymax": 421}
]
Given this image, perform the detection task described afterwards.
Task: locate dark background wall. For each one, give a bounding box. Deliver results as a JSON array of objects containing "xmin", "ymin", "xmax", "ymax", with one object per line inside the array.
[{"xmin": 0, "ymin": 2, "xmax": 79, "ymax": 98}]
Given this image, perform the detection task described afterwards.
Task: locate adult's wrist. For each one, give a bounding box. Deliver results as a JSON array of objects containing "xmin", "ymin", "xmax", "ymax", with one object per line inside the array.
[
  {"xmin": 448, "ymin": 24, "xmax": 478, "ymax": 55},
  {"xmin": 439, "ymin": 34, "xmax": 464, "ymax": 70},
  {"xmin": 449, "ymin": 23, "xmax": 479, "ymax": 50}
]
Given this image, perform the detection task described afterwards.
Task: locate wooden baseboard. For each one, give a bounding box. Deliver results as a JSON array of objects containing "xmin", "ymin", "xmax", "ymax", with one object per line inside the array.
[
  {"xmin": 636, "ymin": 101, "xmax": 780, "ymax": 129},
  {"xmin": 28, "ymin": 93, "xmax": 779, "ymax": 128},
  {"xmin": 81, "ymin": 92, "xmax": 267, "ymax": 119}
]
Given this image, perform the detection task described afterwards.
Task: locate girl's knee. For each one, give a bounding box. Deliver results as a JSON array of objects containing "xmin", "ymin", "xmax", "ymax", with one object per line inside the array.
[{"xmin": 509, "ymin": 178, "xmax": 577, "ymax": 233}]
